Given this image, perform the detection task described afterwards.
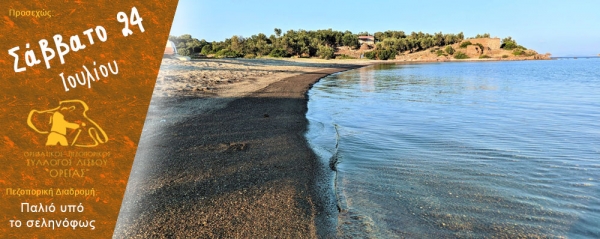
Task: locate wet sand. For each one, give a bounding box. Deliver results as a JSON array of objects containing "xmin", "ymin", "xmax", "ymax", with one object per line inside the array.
[{"xmin": 113, "ymin": 58, "xmax": 367, "ymax": 238}]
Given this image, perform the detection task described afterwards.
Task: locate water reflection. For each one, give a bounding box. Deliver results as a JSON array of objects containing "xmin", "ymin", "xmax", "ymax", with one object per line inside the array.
[
  {"xmin": 306, "ymin": 59, "xmax": 600, "ymax": 238},
  {"xmin": 359, "ymin": 66, "xmax": 375, "ymax": 92}
]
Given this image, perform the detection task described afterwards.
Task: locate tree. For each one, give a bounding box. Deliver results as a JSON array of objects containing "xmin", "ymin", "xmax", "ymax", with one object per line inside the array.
[
  {"xmin": 501, "ymin": 37, "xmax": 518, "ymax": 50},
  {"xmin": 475, "ymin": 33, "xmax": 490, "ymax": 38},
  {"xmin": 376, "ymin": 49, "xmax": 396, "ymax": 60},
  {"xmin": 201, "ymin": 44, "xmax": 212, "ymax": 55},
  {"xmin": 177, "ymin": 34, "xmax": 193, "ymax": 41},
  {"xmin": 374, "ymin": 32, "xmax": 385, "ymax": 42},
  {"xmin": 274, "ymin": 28, "xmax": 282, "ymax": 37},
  {"xmin": 269, "ymin": 48, "xmax": 288, "ymax": 57},
  {"xmin": 342, "ymin": 33, "xmax": 359, "ymax": 49},
  {"xmin": 434, "ymin": 32, "xmax": 444, "ymax": 46},
  {"xmin": 444, "ymin": 34, "xmax": 456, "ymax": 45},
  {"xmin": 177, "ymin": 48, "xmax": 190, "ymax": 56},
  {"xmin": 186, "ymin": 38, "xmax": 203, "ymax": 54},
  {"xmin": 445, "ymin": 46, "xmax": 455, "ymax": 55},
  {"xmin": 317, "ymin": 45, "xmax": 335, "ymax": 59},
  {"xmin": 230, "ymin": 35, "xmax": 243, "ymax": 52}
]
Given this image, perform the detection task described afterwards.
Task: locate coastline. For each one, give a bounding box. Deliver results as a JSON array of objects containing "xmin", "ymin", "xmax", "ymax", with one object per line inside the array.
[
  {"xmin": 113, "ymin": 56, "xmax": 549, "ymax": 237},
  {"xmin": 114, "ymin": 58, "xmax": 365, "ymax": 238}
]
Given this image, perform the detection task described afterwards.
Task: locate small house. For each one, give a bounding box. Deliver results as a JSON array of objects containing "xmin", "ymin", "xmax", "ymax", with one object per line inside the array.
[
  {"xmin": 358, "ymin": 36, "xmax": 375, "ymax": 46},
  {"xmin": 465, "ymin": 38, "xmax": 501, "ymax": 50}
]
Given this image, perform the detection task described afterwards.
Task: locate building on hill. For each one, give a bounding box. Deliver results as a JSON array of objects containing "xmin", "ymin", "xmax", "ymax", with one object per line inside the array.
[
  {"xmin": 466, "ymin": 45, "xmax": 484, "ymax": 55},
  {"xmin": 466, "ymin": 38, "xmax": 501, "ymax": 50},
  {"xmin": 358, "ymin": 36, "xmax": 375, "ymax": 46}
]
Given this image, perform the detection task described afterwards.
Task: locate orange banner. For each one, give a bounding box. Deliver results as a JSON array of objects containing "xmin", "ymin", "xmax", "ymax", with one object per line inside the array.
[{"xmin": 0, "ymin": 1, "xmax": 179, "ymax": 237}]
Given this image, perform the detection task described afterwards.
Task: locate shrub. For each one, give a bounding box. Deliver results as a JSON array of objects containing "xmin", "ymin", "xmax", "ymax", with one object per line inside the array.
[
  {"xmin": 364, "ymin": 51, "xmax": 377, "ymax": 60},
  {"xmin": 479, "ymin": 55, "xmax": 491, "ymax": 59},
  {"xmin": 454, "ymin": 51, "xmax": 469, "ymax": 59},
  {"xmin": 501, "ymin": 37, "xmax": 526, "ymax": 51},
  {"xmin": 512, "ymin": 49, "xmax": 524, "ymax": 56},
  {"xmin": 501, "ymin": 40, "xmax": 517, "ymax": 50},
  {"xmin": 459, "ymin": 41, "xmax": 472, "ymax": 48},
  {"xmin": 269, "ymin": 48, "xmax": 289, "ymax": 58},
  {"xmin": 502, "ymin": 55, "xmax": 509, "ymax": 58},
  {"xmin": 445, "ymin": 46, "xmax": 455, "ymax": 55},
  {"xmin": 215, "ymin": 49, "xmax": 241, "ymax": 58},
  {"xmin": 243, "ymin": 54, "xmax": 256, "ymax": 59},
  {"xmin": 317, "ymin": 45, "xmax": 335, "ymax": 59},
  {"xmin": 436, "ymin": 50, "xmax": 444, "ymax": 56},
  {"xmin": 177, "ymin": 48, "xmax": 190, "ymax": 56},
  {"xmin": 363, "ymin": 50, "xmax": 396, "ymax": 60},
  {"xmin": 201, "ymin": 45, "xmax": 212, "ymax": 55},
  {"xmin": 377, "ymin": 49, "xmax": 397, "ymax": 60}
]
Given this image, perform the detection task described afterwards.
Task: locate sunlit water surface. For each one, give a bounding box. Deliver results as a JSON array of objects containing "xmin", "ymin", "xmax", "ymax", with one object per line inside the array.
[{"xmin": 306, "ymin": 59, "xmax": 600, "ymax": 238}]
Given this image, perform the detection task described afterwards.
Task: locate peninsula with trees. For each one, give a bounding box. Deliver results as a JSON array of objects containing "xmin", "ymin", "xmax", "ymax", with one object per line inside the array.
[{"xmin": 168, "ymin": 29, "xmax": 551, "ymax": 61}]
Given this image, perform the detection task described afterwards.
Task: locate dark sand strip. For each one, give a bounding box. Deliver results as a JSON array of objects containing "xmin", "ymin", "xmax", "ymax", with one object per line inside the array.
[{"xmin": 114, "ymin": 66, "xmax": 361, "ymax": 238}]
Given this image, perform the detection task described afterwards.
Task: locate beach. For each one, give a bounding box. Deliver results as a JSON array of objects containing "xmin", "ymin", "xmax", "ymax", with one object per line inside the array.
[{"xmin": 113, "ymin": 58, "xmax": 368, "ymax": 238}]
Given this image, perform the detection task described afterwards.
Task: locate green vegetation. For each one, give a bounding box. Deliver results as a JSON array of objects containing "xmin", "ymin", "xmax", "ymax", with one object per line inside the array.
[
  {"xmin": 512, "ymin": 48, "xmax": 524, "ymax": 56},
  {"xmin": 342, "ymin": 34, "xmax": 359, "ymax": 49},
  {"xmin": 363, "ymin": 49, "xmax": 396, "ymax": 60},
  {"xmin": 214, "ymin": 49, "xmax": 242, "ymax": 58},
  {"xmin": 500, "ymin": 37, "xmax": 527, "ymax": 51},
  {"xmin": 512, "ymin": 49, "xmax": 536, "ymax": 57},
  {"xmin": 479, "ymin": 55, "xmax": 491, "ymax": 59},
  {"xmin": 168, "ymin": 30, "xmax": 527, "ymax": 60},
  {"xmin": 317, "ymin": 45, "xmax": 335, "ymax": 59},
  {"xmin": 364, "ymin": 51, "xmax": 376, "ymax": 60},
  {"xmin": 459, "ymin": 41, "xmax": 472, "ymax": 48},
  {"xmin": 168, "ymin": 29, "xmax": 466, "ymax": 59},
  {"xmin": 502, "ymin": 55, "xmax": 509, "ymax": 58},
  {"xmin": 377, "ymin": 49, "xmax": 397, "ymax": 60},
  {"xmin": 269, "ymin": 48, "xmax": 289, "ymax": 58},
  {"xmin": 454, "ymin": 51, "xmax": 469, "ymax": 59},
  {"xmin": 445, "ymin": 46, "xmax": 455, "ymax": 55},
  {"xmin": 200, "ymin": 45, "xmax": 212, "ymax": 55},
  {"xmin": 474, "ymin": 33, "xmax": 491, "ymax": 38}
]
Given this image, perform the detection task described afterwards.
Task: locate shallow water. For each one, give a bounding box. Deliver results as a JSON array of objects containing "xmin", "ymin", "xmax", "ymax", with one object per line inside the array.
[{"xmin": 306, "ymin": 59, "xmax": 600, "ymax": 238}]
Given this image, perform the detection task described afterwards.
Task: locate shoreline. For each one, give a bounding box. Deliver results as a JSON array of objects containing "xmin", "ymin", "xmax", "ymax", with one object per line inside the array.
[
  {"xmin": 114, "ymin": 58, "xmax": 365, "ymax": 238},
  {"xmin": 113, "ymin": 57, "xmax": 556, "ymax": 237}
]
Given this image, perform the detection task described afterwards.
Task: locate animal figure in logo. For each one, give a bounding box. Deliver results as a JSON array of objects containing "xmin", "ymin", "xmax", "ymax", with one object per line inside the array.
[{"xmin": 27, "ymin": 100, "xmax": 108, "ymax": 147}]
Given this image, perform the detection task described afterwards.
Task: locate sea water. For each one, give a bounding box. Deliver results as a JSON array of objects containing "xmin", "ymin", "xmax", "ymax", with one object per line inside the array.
[{"xmin": 305, "ymin": 58, "xmax": 600, "ymax": 238}]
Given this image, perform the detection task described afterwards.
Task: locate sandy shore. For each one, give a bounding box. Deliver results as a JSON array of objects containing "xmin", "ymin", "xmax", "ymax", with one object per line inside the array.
[
  {"xmin": 113, "ymin": 58, "xmax": 368, "ymax": 238},
  {"xmin": 152, "ymin": 57, "xmax": 373, "ymax": 98}
]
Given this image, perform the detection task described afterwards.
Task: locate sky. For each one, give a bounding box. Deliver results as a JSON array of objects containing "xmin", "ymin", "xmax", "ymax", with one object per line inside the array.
[{"xmin": 169, "ymin": 0, "xmax": 600, "ymax": 57}]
